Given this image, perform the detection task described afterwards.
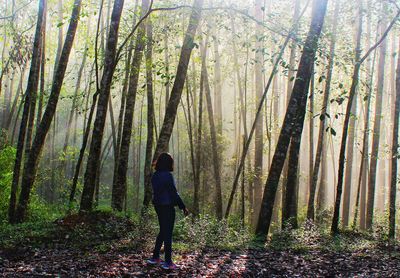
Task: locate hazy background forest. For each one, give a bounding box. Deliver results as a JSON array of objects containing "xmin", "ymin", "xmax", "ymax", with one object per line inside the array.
[{"xmin": 1, "ymin": 0, "xmax": 400, "ymax": 275}]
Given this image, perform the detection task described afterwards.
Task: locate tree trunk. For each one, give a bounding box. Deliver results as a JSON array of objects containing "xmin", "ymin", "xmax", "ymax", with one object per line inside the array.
[
  {"xmin": 182, "ymin": 79, "xmax": 195, "ymax": 189},
  {"xmin": 286, "ymin": 0, "xmax": 301, "ymax": 105},
  {"xmin": 54, "ymin": 0, "xmax": 63, "ymax": 69},
  {"xmin": 282, "ymin": 67, "xmax": 315, "ymax": 229},
  {"xmin": 201, "ymin": 38, "xmax": 223, "ymax": 219},
  {"xmin": 36, "ymin": 10, "xmax": 46, "ymax": 128},
  {"xmin": 8, "ymin": 0, "xmax": 46, "ymax": 223},
  {"xmin": 14, "ymin": 0, "xmax": 82, "ymax": 222},
  {"xmin": 151, "ymin": 0, "xmax": 203, "ymax": 163},
  {"xmin": 115, "ymin": 0, "xmax": 139, "ymax": 164},
  {"xmin": 253, "ymin": 0, "xmax": 264, "ymax": 227},
  {"xmin": 366, "ymin": 12, "xmax": 388, "ymax": 230},
  {"xmin": 212, "ymin": 20, "xmax": 222, "ymax": 135},
  {"xmin": 331, "ymin": 0, "xmax": 363, "ymax": 234},
  {"xmin": 80, "ymin": 0, "xmax": 124, "ymax": 212},
  {"xmin": 164, "ymin": 27, "xmax": 170, "ymax": 106},
  {"xmin": 112, "ymin": 0, "xmax": 147, "ymax": 211},
  {"xmin": 224, "ymin": 4, "xmax": 307, "ymax": 219},
  {"xmin": 6, "ymin": 66, "xmax": 25, "ymax": 130},
  {"xmin": 342, "ymin": 4, "xmax": 363, "ymax": 228},
  {"xmin": 307, "ymin": 0, "xmax": 340, "ymax": 220},
  {"xmin": 69, "ymin": 74, "xmax": 96, "ymax": 206},
  {"xmin": 331, "ymin": 3, "xmax": 399, "ymax": 234},
  {"xmin": 61, "ymin": 34, "xmax": 89, "ymax": 174},
  {"xmin": 389, "ymin": 37, "xmax": 400, "ymax": 239},
  {"xmin": 193, "ymin": 60, "xmax": 203, "ymax": 216},
  {"xmin": 69, "ymin": 1, "xmax": 104, "ymax": 206},
  {"xmin": 256, "ymin": 0, "xmax": 328, "ymax": 239},
  {"xmin": 308, "ymin": 73, "xmax": 314, "ymax": 217},
  {"xmin": 356, "ymin": 6, "xmax": 376, "ymax": 229},
  {"xmin": 142, "ymin": 13, "xmax": 155, "ymax": 208}
]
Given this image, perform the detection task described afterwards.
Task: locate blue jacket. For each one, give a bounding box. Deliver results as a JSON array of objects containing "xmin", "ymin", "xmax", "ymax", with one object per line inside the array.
[{"xmin": 151, "ymin": 171, "xmax": 185, "ymax": 210}]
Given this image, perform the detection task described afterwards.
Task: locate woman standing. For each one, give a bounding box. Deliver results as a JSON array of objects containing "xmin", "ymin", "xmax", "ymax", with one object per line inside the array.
[{"xmin": 147, "ymin": 153, "xmax": 189, "ymax": 270}]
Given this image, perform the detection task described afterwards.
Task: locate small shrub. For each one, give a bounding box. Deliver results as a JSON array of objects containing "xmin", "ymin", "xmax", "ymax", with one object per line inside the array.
[
  {"xmin": 174, "ymin": 214, "xmax": 251, "ymax": 250},
  {"xmin": 0, "ymin": 146, "xmax": 16, "ymax": 222}
]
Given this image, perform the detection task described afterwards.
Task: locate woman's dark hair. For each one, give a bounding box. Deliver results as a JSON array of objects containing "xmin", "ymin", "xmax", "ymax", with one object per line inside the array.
[{"xmin": 155, "ymin": 152, "xmax": 174, "ymax": 172}]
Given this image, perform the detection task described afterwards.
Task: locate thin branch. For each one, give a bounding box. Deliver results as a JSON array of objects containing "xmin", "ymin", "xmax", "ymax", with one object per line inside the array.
[
  {"xmin": 224, "ymin": 0, "xmax": 311, "ymax": 218},
  {"xmin": 115, "ymin": 3, "xmax": 299, "ymax": 64},
  {"xmin": 359, "ymin": 10, "xmax": 400, "ymax": 64},
  {"xmin": 0, "ymin": 0, "xmax": 35, "ymax": 20}
]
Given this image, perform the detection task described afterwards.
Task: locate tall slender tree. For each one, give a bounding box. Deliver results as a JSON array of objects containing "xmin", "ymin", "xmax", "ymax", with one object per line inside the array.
[
  {"xmin": 253, "ymin": 0, "xmax": 264, "ymax": 226},
  {"xmin": 8, "ymin": 0, "xmax": 46, "ymax": 223},
  {"xmin": 366, "ymin": 8, "xmax": 387, "ymax": 229},
  {"xmin": 81, "ymin": 0, "xmax": 125, "ymax": 212},
  {"xmin": 389, "ymin": 37, "xmax": 400, "ymax": 239},
  {"xmin": 342, "ymin": 1, "xmax": 362, "ymax": 228},
  {"xmin": 14, "ymin": 0, "xmax": 82, "ymax": 222},
  {"xmin": 331, "ymin": 3, "xmax": 399, "ymax": 234},
  {"xmin": 256, "ymin": 0, "xmax": 328, "ymax": 239},
  {"xmin": 307, "ymin": 0, "xmax": 340, "ymax": 221},
  {"xmin": 145, "ymin": 0, "xmax": 203, "ymax": 206},
  {"xmin": 142, "ymin": 12, "xmax": 155, "ymax": 208},
  {"xmin": 201, "ymin": 37, "xmax": 223, "ymax": 219},
  {"xmin": 112, "ymin": 0, "xmax": 148, "ymax": 211}
]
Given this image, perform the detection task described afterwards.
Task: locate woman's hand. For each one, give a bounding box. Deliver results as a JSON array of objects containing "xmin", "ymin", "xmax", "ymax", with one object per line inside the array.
[{"xmin": 183, "ymin": 208, "xmax": 190, "ymax": 217}]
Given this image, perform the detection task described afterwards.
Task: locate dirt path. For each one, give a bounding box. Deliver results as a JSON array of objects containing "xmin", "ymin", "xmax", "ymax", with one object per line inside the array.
[{"xmin": 1, "ymin": 246, "xmax": 400, "ymax": 277}]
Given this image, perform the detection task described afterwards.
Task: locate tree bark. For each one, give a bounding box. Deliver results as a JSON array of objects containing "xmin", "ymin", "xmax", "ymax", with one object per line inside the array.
[
  {"xmin": 253, "ymin": 0, "xmax": 264, "ymax": 227},
  {"xmin": 256, "ymin": 0, "xmax": 328, "ymax": 239},
  {"xmin": 331, "ymin": 0, "xmax": 363, "ymax": 234},
  {"xmin": 5, "ymin": 66, "xmax": 25, "ymax": 131},
  {"xmin": 80, "ymin": 0, "xmax": 124, "ymax": 212},
  {"xmin": 389, "ymin": 37, "xmax": 400, "ymax": 239},
  {"xmin": 282, "ymin": 66, "xmax": 315, "ymax": 229},
  {"xmin": 201, "ymin": 38, "xmax": 223, "ymax": 219},
  {"xmin": 224, "ymin": 3, "xmax": 309, "ymax": 219},
  {"xmin": 112, "ymin": 0, "xmax": 148, "ymax": 211},
  {"xmin": 342, "ymin": 3, "xmax": 362, "ymax": 228},
  {"xmin": 36, "ymin": 9, "xmax": 46, "ymax": 128},
  {"xmin": 193, "ymin": 59, "xmax": 203, "ymax": 216},
  {"xmin": 366, "ymin": 12, "xmax": 388, "ymax": 230},
  {"xmin": 331, "ymin": 3, "xmax": 399, "ymax": 234},
  {"xmin": 307, "ymin": 0, "xmax": 340, "ymax": 220},
  {"xmin": 212, "ymin": 20, "xmax": 222, "ymax": 135},
  {"xmin": 286, "ymin": 0, "xmax": 301, "ymax": 105},
  {"xmin": 151, "ymin": 0, "xmax": 203, "ymax": 163},
  {"xmin": 61, "ymin": 33, "xmax": 89, "ymax": 174},
  {"xmin": 8, "ymin": 0, "xmax": 46, "ymax": 223},
  {"xmin": 142, "ymin": 13, "xmax": 155, "ymax": 208},
  {"xmin": 54, "ymin": 0, "xmax": 63, "ymax": 69},
  {"xmin": 14, "ymin": 0, "xmax": 82, "ymax": 222},
  {"xmin": 356, "ymin": 6, "xmax": 376, "ymax": 229}
]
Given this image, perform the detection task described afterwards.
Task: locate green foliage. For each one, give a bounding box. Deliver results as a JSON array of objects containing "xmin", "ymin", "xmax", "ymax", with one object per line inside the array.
[
  {"xmin": 174, "ymin": 214, "xmax": 251, "ymax": 251},
  {"xmin": 372, "ymin": 211, "xmax": 391, "ymax": 241},
  {"xmin": 0, "ymin": 146, "xmax": 60, "ymax": 223},
  {"xmin": 0, "ymin": 220, "xmax": 57, "ymax": 249},
  {"xmin": 0, "ymin": 210, "xmax": 137, "ymax": 251},
  {"xmin": 268, "ymin": 220, "xmax": 395, "ymax": 255},
  {"xmin": 0, "ymin": 146, "xmax": 16, "ymax": 222}
]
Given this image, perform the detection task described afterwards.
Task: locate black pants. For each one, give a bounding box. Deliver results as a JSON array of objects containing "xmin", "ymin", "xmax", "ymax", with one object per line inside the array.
[{"xmin": 152, "ymin": 205, "xmax": 175, "ymax": 263}]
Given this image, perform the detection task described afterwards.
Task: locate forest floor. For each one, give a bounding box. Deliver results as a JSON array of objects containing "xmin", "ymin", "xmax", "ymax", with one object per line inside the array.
[{"xmin": 1, "ymin": 211, "xmax": 400, "ymax": 277}]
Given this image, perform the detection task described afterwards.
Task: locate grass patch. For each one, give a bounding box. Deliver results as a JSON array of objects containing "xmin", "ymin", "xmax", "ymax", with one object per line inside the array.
[
  {"xmin": 0, "ymin": 210, "xmax": 137, "ymax": 252},
  {"xmin": 267, "ymin": 220, "xmax": 399, "ymax": 255}
]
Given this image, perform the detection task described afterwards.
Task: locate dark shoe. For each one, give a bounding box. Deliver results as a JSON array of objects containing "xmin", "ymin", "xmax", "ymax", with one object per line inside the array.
[
  {"xmin": 146, "ymin": 258, "xmax": 163, "ymax": 265},
  {"xmin": 161, "ymin": 262, "xmax": 179, "ymax": 270}
]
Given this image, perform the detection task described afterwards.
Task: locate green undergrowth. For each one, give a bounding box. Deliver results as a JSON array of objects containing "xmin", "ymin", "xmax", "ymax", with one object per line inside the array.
[
  {"xmin": 1, "ymin": 209, "xmax": 398, "ymax": 258},
  {"xmin": 173, "ymin": 214, "xmax": 251, "ymax": 251},
  {"xmin": 268, "ymin": 220, "xmax": 399, "ymax": 254},
  {"xmin": 0, "ymin": 210, "xmax": 137, "ymax": 252},
  {"xmin": 0, "ymin": 209, "xmax": 252, "ymax": 254}
]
